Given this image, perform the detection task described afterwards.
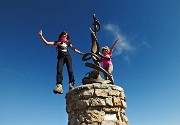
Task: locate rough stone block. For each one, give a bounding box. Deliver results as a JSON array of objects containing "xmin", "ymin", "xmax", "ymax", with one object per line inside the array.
[
  {"xmin": 120, "ymin": 99, "xmax": 127, "ymax": 109},
  {"xmin": 101, "ymin": 121, "xmax": 116, "ymax": 125},
  {"xmin": 113, "ymin": 97, "xmax": 121, "ymax": 106},
  {"xmin": 90, "ymin": 98, "xmax": 106, "ymax": 106},
  {"xmin": 105, "ymin": 97, "xmax": 113, "ymax": 106},
  {"xmin": 111, "ymin": 86, "xmax": 123, "ymax": 91},
  {"xmin": 80, "ymin": 89, "xmax": 94, "ymax": 99},
  {"xmin": 95, "ymin": 89, "xmax": 108, "ymax": 97},
  {"xmin": 103, "ymin": 107, "xmax": 119, "ymax": 113},
  {"xmin": 76, "ymin": 100, "xmax": 89, "ymax": 109},
  {"xmin": 86, "ymin": 110, "xmax": 104, "ymax": 122},
  {"xmin": 109, "ymin": 90, "xmax": 121, "ymax": 96}
]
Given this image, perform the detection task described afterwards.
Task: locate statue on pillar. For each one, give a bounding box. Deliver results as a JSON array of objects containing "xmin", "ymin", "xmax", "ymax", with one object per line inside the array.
[{"xmin": 82, "ymin": 14, "xmax": 119, "ymax": 85}]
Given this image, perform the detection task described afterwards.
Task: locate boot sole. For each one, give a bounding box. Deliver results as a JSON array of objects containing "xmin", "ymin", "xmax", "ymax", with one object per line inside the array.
[{"xmin": 53, "ymin": 90, "xmax": 63, "ymax": 94}]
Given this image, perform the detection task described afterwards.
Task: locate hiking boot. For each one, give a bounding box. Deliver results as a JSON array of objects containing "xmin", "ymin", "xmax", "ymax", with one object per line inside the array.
[
  {"xmin": 53, "ymin": 84, "xmax": 63, "ymax": 94},
  {"xmin": 69, "ymin": 82, "xmax": 74, "ymax": 90}
]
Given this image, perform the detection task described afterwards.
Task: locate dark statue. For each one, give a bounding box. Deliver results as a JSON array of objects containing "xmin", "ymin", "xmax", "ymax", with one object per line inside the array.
[{"xmin": 82, "ymin": 14, "xmax": 114, "ymax": 85}]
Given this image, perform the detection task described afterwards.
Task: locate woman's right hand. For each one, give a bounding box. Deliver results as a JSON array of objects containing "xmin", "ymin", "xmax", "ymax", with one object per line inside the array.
[{"xmin": 39, "ymin": 30, "xmax": 42, "ymax": 36}]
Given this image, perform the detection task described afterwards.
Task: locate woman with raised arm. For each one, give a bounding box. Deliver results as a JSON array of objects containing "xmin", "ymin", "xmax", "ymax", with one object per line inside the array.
[
  {"xmin": 100, "ymin": 38, "xmax": 119, "ymax": 81},
  {"xmin": 39, "ymin": 30, "xmax": 84, "ymax": 94}
]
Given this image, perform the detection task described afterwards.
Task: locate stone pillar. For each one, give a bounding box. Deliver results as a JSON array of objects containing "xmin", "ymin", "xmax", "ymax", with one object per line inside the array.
[{"xmin": 66, "ymin": 83, "xmax": 129, "ymax": 125}]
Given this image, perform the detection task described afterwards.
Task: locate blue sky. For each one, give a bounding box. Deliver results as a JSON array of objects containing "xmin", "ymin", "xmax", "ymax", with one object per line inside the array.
[{"xmin": 0, "ymin": 0, "xmax": 180, "ymax": 125}]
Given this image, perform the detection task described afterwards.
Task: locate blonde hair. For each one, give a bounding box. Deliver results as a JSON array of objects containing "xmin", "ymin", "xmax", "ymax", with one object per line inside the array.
[{"xmin": 101, "ymin": 46, "xmax": 110, "ymax": 53}]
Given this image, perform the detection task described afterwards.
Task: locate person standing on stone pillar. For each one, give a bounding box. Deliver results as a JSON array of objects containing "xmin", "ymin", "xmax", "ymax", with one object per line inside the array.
[
  {"xmin": 38, "ymin": 30, "xmax": 84, "ymax": 94},
  {"xmin": 100, "ymin": 38, "xmax": 119, "ymax": 81}
]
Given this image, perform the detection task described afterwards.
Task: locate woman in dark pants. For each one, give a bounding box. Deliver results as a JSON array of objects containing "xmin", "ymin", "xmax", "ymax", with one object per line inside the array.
[{"xmin": 39, "ymin": 30, "xmax": 83, "ymax": 94}]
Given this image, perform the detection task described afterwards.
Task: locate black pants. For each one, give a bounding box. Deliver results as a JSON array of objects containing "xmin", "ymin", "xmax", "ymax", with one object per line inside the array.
[{"xmin": 56, "ymin": 55, "xmax": 75, "ymax": 84}]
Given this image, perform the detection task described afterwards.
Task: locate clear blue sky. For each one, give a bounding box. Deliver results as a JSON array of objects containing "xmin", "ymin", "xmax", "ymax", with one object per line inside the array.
[{"xmin": 0, "ymin": 0, "xmax": 180, "ymax": 125}]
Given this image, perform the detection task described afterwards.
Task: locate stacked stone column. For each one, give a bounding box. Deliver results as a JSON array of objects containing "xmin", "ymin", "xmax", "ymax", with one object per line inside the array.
[{"xmin": 66, "ymin": 83, "xmax": 128, "ymax": 125}]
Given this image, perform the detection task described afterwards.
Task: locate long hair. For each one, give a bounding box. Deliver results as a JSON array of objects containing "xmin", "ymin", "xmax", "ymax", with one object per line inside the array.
[
  {"xmin": 101, "ymin": 46, "xmax": 110, "ymax": 53},
  {"xmin": 58, "ymin": 31, "xmax": 70, "ymax": 41}
]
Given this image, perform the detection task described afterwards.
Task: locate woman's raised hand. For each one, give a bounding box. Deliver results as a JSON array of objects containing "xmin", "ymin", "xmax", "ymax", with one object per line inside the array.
[{"xmin": 39, "ymin": 30, "xmax": 42, "ymax": 36}]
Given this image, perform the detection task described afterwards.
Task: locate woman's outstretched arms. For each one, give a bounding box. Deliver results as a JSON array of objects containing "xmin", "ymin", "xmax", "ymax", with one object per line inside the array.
[
  {"xmin": 39, "ymin": 30, "xmax": 55, "ymax": 45},
  {"xmin": 69, "ymin": 44, "xmax": 84, "ymax": 55},
  {"xmin": 110, "ymin": 38, "xmax": 119, "ymax": 53}
]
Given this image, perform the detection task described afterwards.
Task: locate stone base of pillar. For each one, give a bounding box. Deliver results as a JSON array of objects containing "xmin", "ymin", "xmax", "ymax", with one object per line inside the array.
[{"xmin": 66, "ymin": 83, "xmax": 128, "ymax": 125}]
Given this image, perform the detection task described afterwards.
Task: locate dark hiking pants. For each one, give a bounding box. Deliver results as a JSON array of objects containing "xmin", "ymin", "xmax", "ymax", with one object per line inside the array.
[{"xmin": 56, "ymin": 55, "xmax": 75, "ymax": 84}]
